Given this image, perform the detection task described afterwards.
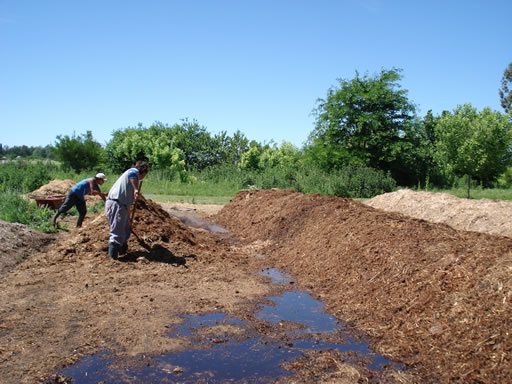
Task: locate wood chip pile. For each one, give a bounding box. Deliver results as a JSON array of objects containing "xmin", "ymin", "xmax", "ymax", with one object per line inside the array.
[{"xmin": 214, "ymin": 189, "xmax": 512, "ymax": 383}]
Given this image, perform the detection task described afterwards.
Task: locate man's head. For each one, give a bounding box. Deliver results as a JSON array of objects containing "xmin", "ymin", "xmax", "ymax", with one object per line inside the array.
[
  {"xmin": 95, "ymin": 172, "xmax": 107, "ymax": 185},
  {"xmin": 135, "ymin": 160, "xmax": 150, "ymax": 179}
]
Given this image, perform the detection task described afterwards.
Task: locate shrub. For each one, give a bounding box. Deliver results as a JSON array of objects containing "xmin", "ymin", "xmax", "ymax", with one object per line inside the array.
[
  {"xmin": 0, "ymin": 191, "xmax": 57, "ymax": 233},
  {"xmin": 0, "ymin": 161, "xmax": 52, "ymax": 193}
]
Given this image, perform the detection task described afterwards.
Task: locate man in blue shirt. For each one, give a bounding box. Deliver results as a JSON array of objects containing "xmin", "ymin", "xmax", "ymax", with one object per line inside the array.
[
  {"xmin": 105, "ymin": 161, "xmax": 149, "ymax": 260},
  {"xmin": 52, "ymin": 173, "xmax": 107, "ymax": 228}
]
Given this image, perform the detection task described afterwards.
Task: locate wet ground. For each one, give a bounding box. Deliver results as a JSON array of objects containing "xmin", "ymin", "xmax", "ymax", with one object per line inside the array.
[{"xmin": 55, "ymin": 268, "xmax": 396, "ymax": 383}]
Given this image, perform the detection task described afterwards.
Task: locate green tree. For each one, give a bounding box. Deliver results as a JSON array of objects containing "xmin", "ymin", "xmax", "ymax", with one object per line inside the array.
[
  {"xmin": 499, "ymin": 62, "xmax": 512, "ymax": 114},
  {"xmin": 105, "ymin": 124, "xmax": 186, "ymax": 177},
  {"xmin": 224, "ymin": 130, "xmax": 249, "ymax": 165},
  {"xmin": 434, "ymin": 103, "xmax": 512, "ymax": 198},
  {"xmin": 53, "ymin": 131, "xmax": 103, "ymax": 173},
  {"xmin": 308, "ymin": 68, "xmax": 416, "ymax": 183},
  {"xmin": 106, "ymin": 120, "xmax": 250, "ymax": 173},
  {"xmin": 258, "ymin": 141, "xmax": 302, "ymax": 170},
  {"xmin": 397, "ymin": 110, "xmax": 446, "ymax": 187},
  {"xmin": 239, "ymin": 141, "xmax": 263, "ymax": 171},
  {"xmin": 171, "ymin": 119, "xmax": 219, "ymax": 170}
]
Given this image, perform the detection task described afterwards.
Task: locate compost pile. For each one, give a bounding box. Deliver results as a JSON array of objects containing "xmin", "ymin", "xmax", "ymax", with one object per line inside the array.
[
  {"xmin": 53, "ymin": 196, "xmax": 206, "ymax": 263},
  {"xmin": 214, "ymin": 189, "xmax": 512, "ymax": 383},
  {"xmin": 366, "ymin": 188, "xmax": 512, "ymax": 238}
]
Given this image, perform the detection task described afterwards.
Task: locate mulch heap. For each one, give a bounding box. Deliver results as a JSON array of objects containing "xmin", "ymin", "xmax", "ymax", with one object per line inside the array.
[{"xmin": 213, "ymin": 189, "xmax": 512, "ymax": 383}]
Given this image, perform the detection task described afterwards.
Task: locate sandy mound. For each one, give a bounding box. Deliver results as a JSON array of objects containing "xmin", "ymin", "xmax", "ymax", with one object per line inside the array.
[
  {"xmin": 366, "ymin": 188, "xmax": 512, "ymax": 238},
  {"xmin": 29, "ymin": 179, "xmax": 76, "ymax": 197},
  {"xmin": 0, "ymin": 220, "xmax": 54, "ymax": 275},
  {"xmin": 29, "ymin": 179, "xmax": 104, "ymax": 205},
  {"xmin": 214, "ymin": 189, "xmax": 512, "ymax": 383}
]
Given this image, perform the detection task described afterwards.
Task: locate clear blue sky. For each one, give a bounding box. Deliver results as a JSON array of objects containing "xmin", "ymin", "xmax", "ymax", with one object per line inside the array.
[{"xmin": 1, "ymin": 0, "xmax": 510, "ymax": 148}]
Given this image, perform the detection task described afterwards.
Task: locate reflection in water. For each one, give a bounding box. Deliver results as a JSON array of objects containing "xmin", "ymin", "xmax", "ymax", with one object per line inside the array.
[{"xmin": 174, "ymin": 214, "xmax": 228, "ymax": 233}]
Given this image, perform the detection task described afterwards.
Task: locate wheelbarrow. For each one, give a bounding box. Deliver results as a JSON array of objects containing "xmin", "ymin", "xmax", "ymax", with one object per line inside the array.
[{"xmin": 34, "ymin": 195, "xmax": 66, "ymax": 210}]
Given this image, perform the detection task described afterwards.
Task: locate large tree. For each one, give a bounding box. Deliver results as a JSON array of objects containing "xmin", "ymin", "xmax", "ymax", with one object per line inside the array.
[
  {"xmin": 308, "ymin": 68, "xmax": 416, "ymax": 182},
  {"xmin": 499, "ymin": 62, "xmax": 512, "ymax": 114},
  {"xmin": 434, "ymin": 103, "xmax": 512, "ymax": 197},
  {"xmin": 105, "ymin": 120, "xmax": 250, "ymax": 175},
  {"xmin": 105, "ymin": 123, "xmax": 187, "ymax": 177},
  {"xmin": 53, "ymin": 131, "xmax": 103, "ymax": 173}
]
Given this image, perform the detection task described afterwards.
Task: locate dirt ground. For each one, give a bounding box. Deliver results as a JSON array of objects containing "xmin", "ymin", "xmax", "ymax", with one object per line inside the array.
[
  {"xmin": 0, "ymin": 221, "xmax": 54, "ymax": 276},
  {"xmin": 1, "ymin": 189, "xmax": 511, "ymax": 383}
]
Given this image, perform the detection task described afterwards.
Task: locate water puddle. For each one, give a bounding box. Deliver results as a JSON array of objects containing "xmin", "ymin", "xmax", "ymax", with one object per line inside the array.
[
  {"xmin": 260, "ymin": 267, "xmax": 293, "ymax": 284},
  {"xmin": 55, "ymin": 269, "xmax": 398, "ymax": 383},
  {"xmin": 172, "ymin": 214, "xmax": 229, "ymax": 233}
]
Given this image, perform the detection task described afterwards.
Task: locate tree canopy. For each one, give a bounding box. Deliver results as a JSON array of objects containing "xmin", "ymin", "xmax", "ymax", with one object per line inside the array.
[
  {"xmin": 53, "ymin": 131, "xmax": 103, "ymax": 173},
  {"xmin": 104, "ymin": 121, "xmax": 250, "ymax": 175},
  {"xmin": 104, "ymin": 123, "xmax": 187, "ymax": 178},
  {"xmin": 308, "ymin": 68, "xmax": 416, "ymax": 183},
  {"xmin": 499, "ymin": 62, "xmax": 512, "ymax": 114},
  {"xmin": 434, "ymin": 104, "xmax": 512, "ymax": 197}
]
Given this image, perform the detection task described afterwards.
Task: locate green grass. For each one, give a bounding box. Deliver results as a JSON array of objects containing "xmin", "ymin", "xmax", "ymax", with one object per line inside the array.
[
  {"xmin": 0, "ymin": 191, "xmax": 58, "ymax": 233},
  {"xmin": 141, "ymin": 174, "xmax": 239, "ymax": 197}
]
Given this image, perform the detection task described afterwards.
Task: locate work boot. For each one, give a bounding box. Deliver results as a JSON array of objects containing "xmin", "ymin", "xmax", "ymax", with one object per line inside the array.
[
  {"xmin": 119, "ymin": 242, "xmax": 128, "ymax": 255},
  {"xmin": 108, "ymin": 242, "xmax": 119, "ymax": 260}
]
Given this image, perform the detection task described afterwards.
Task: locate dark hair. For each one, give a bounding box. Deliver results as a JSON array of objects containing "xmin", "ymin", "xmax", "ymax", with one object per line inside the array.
[{"xmin": 135, "ymin": 160, "xmax": 150, "ymax": 175}]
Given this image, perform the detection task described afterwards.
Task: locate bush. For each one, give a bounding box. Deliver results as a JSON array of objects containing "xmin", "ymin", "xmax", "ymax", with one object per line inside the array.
[
  {"xmin": 329, "ymin": 165, "xmax": 397, "ymax": 198},
  {"xmin": 126, "ymin": 161, "xmax": 396, "ymax": 200},
  {"xmin": 0, "ymin": 161, "xmax": 53, "ymax": 193},
  {"xmin": 235, "ymin": 164, "xmax": 396, "ymax": 198},
  {"xmin": 53, "ymin": 131, "xmax": 103, "ymax": 173},
  {"xmin": 0, "ymin": 191, "xmax": 57, "ymax": 233}
]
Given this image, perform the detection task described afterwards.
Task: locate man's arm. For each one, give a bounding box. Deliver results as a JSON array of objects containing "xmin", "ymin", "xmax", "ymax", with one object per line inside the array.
[
  {"xmin": 130, "ymin": 177, "xmax": 140, "ymax": 201},
  {"xmin": 88, "ymin": 178, "xmax": 107, "ymax": 201}
]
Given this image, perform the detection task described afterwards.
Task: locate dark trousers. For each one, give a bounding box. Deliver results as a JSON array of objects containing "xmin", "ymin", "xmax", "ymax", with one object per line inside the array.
[{"xmin": 56, "ymin": 190, "xmax": 87, "ymax": 227}]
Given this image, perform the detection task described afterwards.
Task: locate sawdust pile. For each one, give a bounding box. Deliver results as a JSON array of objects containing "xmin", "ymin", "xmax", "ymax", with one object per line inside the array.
[
  {"xmin": 214, "ymin": 189, "xmax": 512, "ymax": 383},
  {"xmin": 366, "ymin": 188, "xmax": 512, "ymax": 238},
  {"xmin": 0, "ymin": 220, "xmax": 53, "ymax": 275}
]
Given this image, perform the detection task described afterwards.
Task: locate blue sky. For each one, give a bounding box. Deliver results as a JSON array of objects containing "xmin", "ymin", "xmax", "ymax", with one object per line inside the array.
[{"xmin": 1, "ymin": 0, "xmax": 510, "ymax": 148}]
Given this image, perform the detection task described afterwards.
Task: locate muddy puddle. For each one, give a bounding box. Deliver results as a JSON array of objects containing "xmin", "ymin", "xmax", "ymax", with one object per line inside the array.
[
  {"xmin": 170, "ymin": 212, "xmax": 229, "ymax": 233},
  {"xmin": 53, "ymin": 268, "xmax": 398, "ymax": 383}
]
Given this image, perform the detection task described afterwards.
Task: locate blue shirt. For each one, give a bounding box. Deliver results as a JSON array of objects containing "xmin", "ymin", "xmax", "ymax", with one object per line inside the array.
[{"xmin": 71, "ymin": 178, "xmax": 100, "ymax": 201}]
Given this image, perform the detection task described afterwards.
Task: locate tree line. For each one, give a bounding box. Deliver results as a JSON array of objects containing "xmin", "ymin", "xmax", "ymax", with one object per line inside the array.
[{"xmin": 4, "ymin": 63, "xmax": 512, "ymax": 198}]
